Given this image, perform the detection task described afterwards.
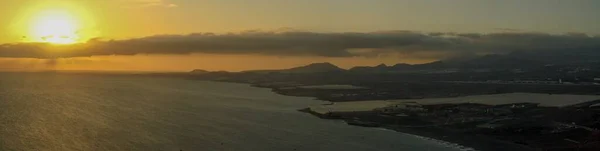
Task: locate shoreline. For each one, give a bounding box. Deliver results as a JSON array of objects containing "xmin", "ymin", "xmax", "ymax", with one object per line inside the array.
[
  {"xmin": 238, "ymin": 81, "xmax": 600, "ymax": 151},
  {"xmin": 297, "ymin": 108, "xmax": 534, "ymax": 151},
  {"xmin": 269, "ymin": 83, "xmax": 539, "ymax": 151},
  {"xmin": 382, "ymin": 125, "xmax": 534, "ymax": 151}
]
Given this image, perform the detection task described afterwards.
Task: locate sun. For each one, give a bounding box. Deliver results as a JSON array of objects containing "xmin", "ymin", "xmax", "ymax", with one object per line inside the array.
[
  {"xmin": 12, "ymin": 1, "xmax": 98, "ymax": 44},
  {"xmin": 29, "ymin": 9, "xmax": 81, "ymax": 44}
]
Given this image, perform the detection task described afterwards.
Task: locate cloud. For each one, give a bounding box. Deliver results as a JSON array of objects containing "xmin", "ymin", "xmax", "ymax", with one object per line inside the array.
[
  {"xmin": 122, "ymin": 0, "xmax": 177, "ymax": 8},
  {"xmin": 0, "ymin": 31, "xmax": 599, "ymax": 59},
  {"xmin": 0, "ymin": 57, "xmax": 109, "ymax": 71},
  {"xmin": 494, "ymin": 28, "xmax": 521, "ymax": 32},
  {"xmin": 167, "ymin": 4, "xmax": 178, "ymax": 8}
]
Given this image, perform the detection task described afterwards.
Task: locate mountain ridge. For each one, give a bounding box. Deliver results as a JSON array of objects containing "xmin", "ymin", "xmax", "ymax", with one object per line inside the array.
[{"xmin": 191, "ymin": 50, "xmax": 600, "ymax": 73}]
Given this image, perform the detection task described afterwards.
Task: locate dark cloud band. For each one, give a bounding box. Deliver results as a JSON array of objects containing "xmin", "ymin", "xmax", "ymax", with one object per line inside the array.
[{"xmin": 0, "ymin": 31, "xmax": 598, "ymax": 59}]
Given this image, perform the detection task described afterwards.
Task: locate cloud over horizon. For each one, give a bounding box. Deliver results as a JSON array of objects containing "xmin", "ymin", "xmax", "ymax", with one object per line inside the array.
[
  {"xmin": 1, "ymin": 31, "xmax": 599, "ymax": 59},
  {"xmin": 121, "ymin": 0, "xmax": 177, "ymax": 8}
]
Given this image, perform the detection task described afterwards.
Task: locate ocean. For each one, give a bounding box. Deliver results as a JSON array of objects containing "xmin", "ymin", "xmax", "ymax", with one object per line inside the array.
[{"xmin": 0, "ymin": 73, "xmax": 462, "ymax": 151}]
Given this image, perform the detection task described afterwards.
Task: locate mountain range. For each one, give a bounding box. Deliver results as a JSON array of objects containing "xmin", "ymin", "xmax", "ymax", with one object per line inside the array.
[{"xmin": 192, "ymin": 50, "xmax": 600, "ymax": 74}]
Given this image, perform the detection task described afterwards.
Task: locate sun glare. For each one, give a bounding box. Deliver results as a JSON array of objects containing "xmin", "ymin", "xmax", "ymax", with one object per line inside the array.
[{"xmin": 29, "ymin": 9, "xmax": 80, "ymax": 44}]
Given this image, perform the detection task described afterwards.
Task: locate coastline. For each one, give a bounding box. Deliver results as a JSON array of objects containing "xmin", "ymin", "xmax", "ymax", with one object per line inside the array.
[
  {"xmin": 274, "ymin": 82, "xmax": 515, "ymax": 151},
  {"xmin": 297, "ymin": 108, "xmax": 534, "ymax": 151},
  {"xmin": 230, "ymin": 81, "xmax": 600, "ymax": 151}
]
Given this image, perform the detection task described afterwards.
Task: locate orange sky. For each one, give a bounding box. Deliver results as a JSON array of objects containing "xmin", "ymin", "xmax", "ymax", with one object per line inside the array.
[{"xmin": 1, "ymin": 0, "xmax": 598, "ymax": 71}]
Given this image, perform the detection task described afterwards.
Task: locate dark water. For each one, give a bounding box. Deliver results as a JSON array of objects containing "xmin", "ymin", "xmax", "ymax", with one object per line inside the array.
[{"xmin": 0, "ymin": 73, "xmax": 461, "ymax": 151}]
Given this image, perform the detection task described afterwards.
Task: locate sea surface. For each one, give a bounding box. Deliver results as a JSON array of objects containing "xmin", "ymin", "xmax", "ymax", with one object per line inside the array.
[{"xmin": 0, "ymin": 73, "xmax": 462, "ymax": 151}]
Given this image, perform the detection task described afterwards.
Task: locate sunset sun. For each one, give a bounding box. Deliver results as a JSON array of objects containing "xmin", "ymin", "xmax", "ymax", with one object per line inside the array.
[{"xmin": 29, "ymin": 9, "xmax": 80, "ymax": 44}]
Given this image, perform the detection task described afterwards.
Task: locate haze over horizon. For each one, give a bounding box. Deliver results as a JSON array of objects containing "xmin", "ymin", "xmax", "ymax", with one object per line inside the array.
[{"xmin": 1, "ymin": 0, "xmax": 599, "ymax": 71}]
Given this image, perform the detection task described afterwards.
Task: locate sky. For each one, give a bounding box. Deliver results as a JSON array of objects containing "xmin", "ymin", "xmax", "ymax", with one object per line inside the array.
[{"xmin": 0, "ymin": 0, "xmax": 599, "ymax": 71}]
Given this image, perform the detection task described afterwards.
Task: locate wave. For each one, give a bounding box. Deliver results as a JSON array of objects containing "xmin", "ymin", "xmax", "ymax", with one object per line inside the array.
[
  {"xmin": 404, "ymin": 133, "xmax": 477, "ymax": 151},
  {"xmin": 373, "ymin": 128, "xmax": 477, "ymax": 151}
]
